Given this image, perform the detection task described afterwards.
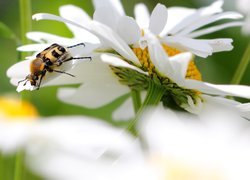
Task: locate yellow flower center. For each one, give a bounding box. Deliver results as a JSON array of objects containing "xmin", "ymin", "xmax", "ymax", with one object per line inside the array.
[
  {"xmin": 0, "ymin": 97, "xmax": 38, "ymax": 121},
  {"xmin": 132, "ymin": 44, "xmax": 202, "ymax": 81},
  {"xmin": 132, "ymin": 47, "xmax": 155, "ymax": 74}
]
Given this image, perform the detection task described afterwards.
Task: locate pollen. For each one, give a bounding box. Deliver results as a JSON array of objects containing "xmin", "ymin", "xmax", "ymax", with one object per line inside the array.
[
  {"xmin": 132, "ymin": 44, "xmax": 202, "ymax": 81},
  {"xmin": 132, "ymin": 47, "xmax": 155, "ymax": 75},
  {"xmin": 0, "ymin": 97, "xmax": 38, "ymax": 120},
  {"xmin": 186, "ymin": 61, "xmax": 202, "ymax": 81},
  {"xmin": 162, "ymin": 44, "xmax": 181, "ymax": 57}
]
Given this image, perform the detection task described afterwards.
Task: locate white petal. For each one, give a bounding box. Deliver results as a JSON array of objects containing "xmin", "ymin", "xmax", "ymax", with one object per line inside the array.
[
  {"xmin": 237, "ymin": 103, "xmax": 250, "ymax": 119},
  {"xmin": 112, "ymin": 97, "xmax": 135, "ymax": 121},
  {"xmin": 202, "ymin": 38, "xmax": 233, "ymax": 52},
  {"xmin": 17, "ymin": 44, "xmax": 50, "ymax": 52},
  {"xmin": 117, "ymin": 16, "xmax": 141, "ymax": 45},
  {"xmin": 184, "ymin": 79, "xmax": 250, "ymax": 99},
  {"xmin": 32, "ymin": 13, "xmax": 99, "ymax": 44},
  {"xmin": 164, "ymin": 36, "xmax": 213, "ymax": 58},
  {"xmin": 201, "ymin": 95, "xmax": 250, "ymax": 120},
  {"xmin": 169, "ymin": 52, "xmax": 193, "ymax": 81},
  {"xmin": 16, "ymin": 81, "xmax": 36, "ymax": 92},
  {"xmin": 46, "ymin": 55, "xmax": 114, "ymax": 86},
  {"xmin": 26, "ymin": 32, "xmax": 76, "ymax": 44},
  {"xmin": 177, "ymin": 11, "xmax": 243, "ymax": 36},
  {"xmin": 7, "ymin": 59, "xmax": 31, "ymax": 79},
  {"xmin": 59, "ymin": 5, "xmax": 91, "ymax": 25},
  {"xmin": 146, "ymin": 33, "xmax": 175, "ymax": 80},
  {"xmin": 202, "ymin": 94, "xmax": 240, "ymax": 107},
  {"xmin": 92, "ymin": 0, "xmax": 125, "ymax": 16},
  {"xmin": 93, "ymin": 6, "xmax": 120, "ymax": 31},
  {"xmin": 89, "ymin": 21, "xmax": 140, "ymax": 65},
  {"xmin": 67, "ymin": 42, "xmax": 100, "ymax": 56},
  {"xmin": 134, "ymin": 3, "xmax": 150, "ymax": 29},
  {"xmin": 180, "ymin": 95, "xmax": 203, "ymax": 114},
  {"xmin": 33, "ymin": 13, "xmax": 91, "ymax": 31},
  {"xmin": 167, "ymin": 0, "xmax": 224, "ymax": 35},
  {"xmin": 100, "ymin": 53, "xmax": 148, "ymax": 75},
  {"xmin": 161, "ymin": 7, "xmax": 195, "ymax": 36},
  {"xmin": 188, "ymin": 21, "xmax": 244, "ymax": 38},
  {"xmin": 148, "ymin": 3, "xmax": 168, "ymax": 35},
  {"xmin": 198, "ymin": 0, "xmax": 224, "ymax": 16},
  {"xmin": 242, "ymin": 16, "xmax": 250, "ymax": 35},
  {"xmin": 59, "ymin": 5, "xmax": 99, "ymax": 43},
  {"xmin": 57, "ymin": 82, "xmax": 129, "ymax": 108}
]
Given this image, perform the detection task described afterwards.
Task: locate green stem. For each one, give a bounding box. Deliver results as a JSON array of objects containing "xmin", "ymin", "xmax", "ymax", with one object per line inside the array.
[
  {"xmin": 19, "ymin": 0, "xmax": 32, "ymax": 60},
  {"xmin": 131, "ymin": 90, "xmax": 141, "ymax": 113},
  {"xmin": 0, "ymin": 153, "xmax": 3, "ymax": 180},
  {"xmin": 19, "ymin": 0, "xmax": 32, "ymax": 101},
  {"xmin": 127, "ymin": 81, "xmax": 165, "ymax": 135},
  {"xmin": 231, "ymin": 41, "xmax": 250, "ymax": 84},
  {"xmin": 15, "ymin": 1, "xmax": 32, "ymax": 179},
  {"xmin": 14, "ymin": 152, "xmax": 24, "ymax": 180}
]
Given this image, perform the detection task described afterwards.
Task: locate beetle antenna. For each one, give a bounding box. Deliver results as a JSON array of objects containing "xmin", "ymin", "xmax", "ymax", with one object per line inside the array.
[
  {"xmin": 63, "ymin": 56, "xmax": 92, "ymax": 63},
  {"xmin": 72, "ymin": 57, "xmax": 91, "ymax": 61},
  {"xmin": 67, "ymin": 43, "xmax": 85, "ymax": 49}
]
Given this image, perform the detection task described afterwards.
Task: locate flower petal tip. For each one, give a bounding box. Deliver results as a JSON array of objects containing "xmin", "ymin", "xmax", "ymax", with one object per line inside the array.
[
  {"xmin": 16, "ymin": 81, "xmax": 36, "ymax": 93},
  {"xmin": 32, "ymin": 13, "xmax": 42, "ymax": 21}
]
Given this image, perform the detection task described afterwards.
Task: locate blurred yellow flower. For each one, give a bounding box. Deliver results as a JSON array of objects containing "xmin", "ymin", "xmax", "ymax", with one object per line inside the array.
[{"xmin": 0, "ymin": 97, "xmax": 38, "ymax": 120}]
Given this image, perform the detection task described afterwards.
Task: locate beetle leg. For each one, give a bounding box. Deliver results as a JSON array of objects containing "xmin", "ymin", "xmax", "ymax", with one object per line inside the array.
[
  {"xmin": 37, "ymin": 70, "xmax": 47, "ymax": 90},
  {"xmin": 52, "ymin": 69, "xmax": 75, "ymax": 77}
]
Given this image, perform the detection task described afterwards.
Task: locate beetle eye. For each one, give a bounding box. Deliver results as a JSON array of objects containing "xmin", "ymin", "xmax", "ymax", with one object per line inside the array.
[
  {"xmin": 45, "ymin": 59, "xmax": 53, "ymax": 66},
  {"xmin": 58, "ymin": 46, "xmax": 66, "ymax": 53}
]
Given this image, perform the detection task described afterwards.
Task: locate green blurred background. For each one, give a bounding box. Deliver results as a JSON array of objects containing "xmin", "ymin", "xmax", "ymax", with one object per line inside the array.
[{"xmin": 0, "ymin": 0, "xmax": 249, "ymax": 120}]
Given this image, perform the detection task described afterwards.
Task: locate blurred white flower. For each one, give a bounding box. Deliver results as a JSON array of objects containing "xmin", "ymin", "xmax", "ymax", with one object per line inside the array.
[
  {"xmin": 21, "ymin": 106, "xmax": 250, "ymax": 180},
  {"xmin": 137, "ymin": 106, "xmax": 250, "ymax": 180},
  {"xmin": 0, "ymin": 115, "xmax": 155, "ymax": 180},
  {"xmin": 236, "ymin": 0, "xmax": 250, "ymax": 35},
  {"xmin": 0, "ymin": 104, "xmax": 155, "ymax": 180}
]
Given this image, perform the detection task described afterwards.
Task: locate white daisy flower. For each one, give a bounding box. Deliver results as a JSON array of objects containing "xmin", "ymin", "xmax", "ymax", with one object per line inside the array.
[
  {"xmin": 7, "ymin": 1, "xmax": 246, "ymax": 116},
  {"xmin": 236, "ymin": 0, "xmax": 250, "ymax": 35},
  {"xmin": 22, "ymin": 106, "xmax": 250, "ymax": 180},
  {"xmin": 99, "ymin": 32, "xmax": 250, "ymax": 118}
]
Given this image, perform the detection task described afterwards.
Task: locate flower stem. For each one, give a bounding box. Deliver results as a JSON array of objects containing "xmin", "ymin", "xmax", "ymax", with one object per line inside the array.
[
  {"xmin": 231, "ymin": 41, "xmax": 250, "ymax": 84},
  {"xmin": 19, "ymin": 0, "xmax": 32, "ymax": 101},
  {"xmin": 131, "ymin": 89, "xmax": 141, "ymax": 113},
  {"xmin": 127, "ymin": 81, "xmax": 165, "ymax": 135},
  {"xmin": 16, "ymin": 1, "xmax": 32, "ymax": 179},
  {"xmin": 14, "ymin": 151, "xmax": 24, "ymax": 180},
  {"xmin": 19, "ymin": 0, "xmax": 32, "ymax": 46}
]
